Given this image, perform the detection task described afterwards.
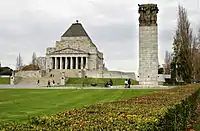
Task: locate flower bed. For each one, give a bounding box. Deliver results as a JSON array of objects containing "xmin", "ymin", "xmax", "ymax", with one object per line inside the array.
[{"xmin": 1, "ymin": 85, "xmax": 200, "ymax": 130}]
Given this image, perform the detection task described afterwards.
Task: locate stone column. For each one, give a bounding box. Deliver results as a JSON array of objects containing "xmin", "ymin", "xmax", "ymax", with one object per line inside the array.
[
  {"xmin": 81, "ymin": 57, "xmax": 84, "ymax": 69},
  {"xmin": 52, "ymin": 57, "xmax": 54, "ymax": 69},
  {"xmin": 70, "ymin": 57, "xmax": 73, "ymax": 69},
  {"xmin": 60, "ymin": 57, "xmax": 62, "ymax": 69},
  {"xmin": 85, "ymin": 57, "xmax": 88, "ymax": 70},
  {"xmin": 138, "ymin": 4, "xmax": 159, "ymax": 85},
  {"xmin": 50, "ymin": 57, "xmax": 54, "ymax": 69},
  {"xmin": 76, "ymin": 57, "xmax": 78, "ymax": 69},
  {"xmin": 51, "ymin": 57, "xmax": 54, "ymax": 69},
  {"xmin": 65, "ymin": 57, "xmax": 67, "ymax": 69},
  {"xmin": 49, "ymin": 57, "xmax": 52, "ymax": 69},
  {"xmin": 55, "ymin": 57, "xmax": 57, "ymax": 69}
]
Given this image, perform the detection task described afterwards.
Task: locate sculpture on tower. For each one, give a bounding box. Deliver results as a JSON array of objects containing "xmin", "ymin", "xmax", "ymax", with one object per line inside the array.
[
  {"xmin": 138, "ymin": 4, "xmax": 159, "ymax": 26},
  {"xmin": 138, "ymin": 4, "xmax": 159, "ymax": 86}
]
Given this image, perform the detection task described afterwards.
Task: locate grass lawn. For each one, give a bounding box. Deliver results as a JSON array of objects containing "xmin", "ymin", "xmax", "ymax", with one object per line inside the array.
[
  {"xmin": 0, "ymin": 88, "xmax": 157, "ymax": 124},
  {"xmin": 66, "ymin": 78, "xmax": 138, "ymax": 87},
  {"xmin": 0, "ymin": 77, "xmax": 10, "ymax": 84}
]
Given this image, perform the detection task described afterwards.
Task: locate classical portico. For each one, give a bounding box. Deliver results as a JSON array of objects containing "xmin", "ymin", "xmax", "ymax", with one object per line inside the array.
[
  {"xmin": 49, "ymin": 56, "xmax": 88, "ymax": 70},
  {"xmin": 45, "ymin": 21, "xmax": 105, "ymax": 71}
]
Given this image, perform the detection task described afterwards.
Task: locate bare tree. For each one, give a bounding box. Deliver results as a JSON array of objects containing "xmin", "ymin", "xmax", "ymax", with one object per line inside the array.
[
  {"xmin": 32, "ymin": 52, "xmax": 37, "ymax": 66},
  {"xmin": 172, "ymin": 5, "xmax": 193, "ymax": 83},
  {"xmin": 192, "ymin": 29, "xmax": 200, "ymax": 81},
  {"xmin": 164, "ymin": 51, "xmax": 172, "ymax": 74},
  {"xmin": 16, "ymin": 53, "xmax": 23, "ymax": 70}
]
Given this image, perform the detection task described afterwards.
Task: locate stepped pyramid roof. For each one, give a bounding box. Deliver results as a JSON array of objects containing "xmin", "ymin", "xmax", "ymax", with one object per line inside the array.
[{"xmin": 61, "ymin": 20, "xmax": 90, "ymax": 38}]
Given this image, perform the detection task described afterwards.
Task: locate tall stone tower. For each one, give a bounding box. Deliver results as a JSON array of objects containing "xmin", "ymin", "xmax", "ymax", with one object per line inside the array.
[{"xmin": 138, "ymin": 4, "xmax": 159, "ymax": 85}]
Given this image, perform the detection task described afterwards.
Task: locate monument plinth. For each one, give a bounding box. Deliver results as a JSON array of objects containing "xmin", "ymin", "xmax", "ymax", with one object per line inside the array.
[{"xmin": 138, "ymin": 4, "xmax": 159, "ymax": 85}]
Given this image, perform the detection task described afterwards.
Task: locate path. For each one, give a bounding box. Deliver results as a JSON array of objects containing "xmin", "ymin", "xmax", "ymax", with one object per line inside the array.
[{"xmin": 0, "ymin": 84, "xmax": 175, "ymax": 89}]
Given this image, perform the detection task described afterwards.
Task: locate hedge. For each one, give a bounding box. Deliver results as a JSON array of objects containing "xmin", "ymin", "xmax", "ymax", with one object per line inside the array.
[{"xmin": 1, "ymin": 85, "xmax": 200, "ymax": 130}]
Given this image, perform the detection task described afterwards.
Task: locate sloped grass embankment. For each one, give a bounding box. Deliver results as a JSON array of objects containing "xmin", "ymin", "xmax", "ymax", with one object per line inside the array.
[{"xmin": 66, "ymin": 78, "xmax": 138, "ymax": 87}]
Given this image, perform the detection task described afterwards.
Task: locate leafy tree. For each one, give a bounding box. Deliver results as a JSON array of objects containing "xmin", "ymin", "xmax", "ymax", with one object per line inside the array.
[
  {"xmin": 0, "ymin": 67, "xmax": 13, "ymax": 76},
  {"xmin": 158, "ymin": 65, "xmax": 163, "ymax": 74},
  {"xmin": 192, "ymin": 29, "xmax": 200, "ymax": 81},
  {"xmin": 170, "ymin": 55, "xmax": 177, "ymax": 84},
  {"xmin": 164, "ymin": 51, "xmax": 172, "ymax": 74},
  {"xmin": 158, "ymin": 67, "xmax": 164, "ymax": 74},
  {"xmin": 172, "ymin": 5, "xmax": 193, "ymax": 83}
]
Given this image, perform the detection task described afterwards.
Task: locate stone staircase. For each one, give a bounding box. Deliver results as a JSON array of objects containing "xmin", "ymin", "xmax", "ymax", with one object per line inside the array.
[
  {"xmin": 39, "ymin": 70, "xmax": 63, "ymax": 86},
  {"xmin": 17, "ymin": 69, "xmax": 81, "ymax": 86}
]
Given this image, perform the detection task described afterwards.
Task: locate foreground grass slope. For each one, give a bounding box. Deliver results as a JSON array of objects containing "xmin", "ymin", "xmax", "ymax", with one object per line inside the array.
[
  {"xmin": 0, "ymin": 89, "xmax": 156, "ymax": 123},
  {"xmin": 2, "ymin": 85, "xmax": 199, "ymax": 130},
  {"xmin": 66, "ymin": 78, "xmax": 138, "ymax": 86}
]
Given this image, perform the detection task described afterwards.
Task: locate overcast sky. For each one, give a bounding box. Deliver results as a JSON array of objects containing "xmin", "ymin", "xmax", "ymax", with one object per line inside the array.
[{"xmin": 0, "ymin": 0, "xmax": 200, "ymax": 74}]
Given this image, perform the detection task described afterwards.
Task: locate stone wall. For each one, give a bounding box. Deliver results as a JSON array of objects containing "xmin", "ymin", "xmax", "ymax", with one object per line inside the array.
[
  {"xmin": 139, "ymin": 26, "xmax": 158, "ymax": 85},
  {"xmin": 88, "ymin": 54, "xmax": 97, "ymax": 70},
  {"xmin": 56, "ymin": 37, "xmax": 97, "ymax": 53},
  {"xmin": 37, "ymin": 57, "xmax": 46, "ymax": 70},
  {"xmin": 15, "ymin": 71, "xmax": 45, "ymax": 78},
  {"xmin": 46, "ymin": 47, "xmax": 56, "ymax": 54},
  {"xmin": 85, "ymin": 70, "xmax": 136, "ymax": 79},
  {"xmin": 97, "ymin": 51, "xmax": 104, "ymax": 70}
]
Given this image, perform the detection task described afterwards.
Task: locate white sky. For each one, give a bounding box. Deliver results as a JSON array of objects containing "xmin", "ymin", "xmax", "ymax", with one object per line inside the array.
[{"xmin": 0, "ymin": 0, "xmax": 200, "ymax": 74}]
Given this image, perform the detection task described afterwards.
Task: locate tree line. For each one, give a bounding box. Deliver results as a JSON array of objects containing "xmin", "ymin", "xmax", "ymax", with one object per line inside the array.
[
  {"xmin": 164, "ymin": 5, "xmax": 200, "ymax": 83},
  {"xmin": 16, "ymin": 52, "xmax": 39, "ymax": 71}
]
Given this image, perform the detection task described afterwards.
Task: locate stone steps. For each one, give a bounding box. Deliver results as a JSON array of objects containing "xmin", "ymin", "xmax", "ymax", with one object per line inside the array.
[{"xmin": 17, "ymin": 69, "xmax": 81, "ymax": 86}]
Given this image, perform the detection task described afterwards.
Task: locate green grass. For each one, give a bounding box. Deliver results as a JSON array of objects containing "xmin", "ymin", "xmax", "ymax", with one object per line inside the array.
[
  {"xmin": 66, "ymin": 78, "xmax": 138, "ymax": 87},
  {"xmin": 0, "ymin": 77, "xmax": 10, "ymax": 84},
  {"xmin": 0, "ymin": 88, "xmax": 156, "ymax": 124}
]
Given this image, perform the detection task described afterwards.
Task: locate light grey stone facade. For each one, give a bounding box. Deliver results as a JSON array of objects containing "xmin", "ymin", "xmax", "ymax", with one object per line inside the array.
[
  {"xmin": 138, "ymin": 4, "xmax": 159, "ymax": 85},
  {"xmin": 30, "ymin": 21, "xmax": 136, "ymax": 80},
  {"xmin": 37, "ymin": 57, "xmax": 46, "ymax": 70},
  {"xmin": 39, "ymin": 21, "xmax": 105, "ymax": 72},
  {"xmin": 139, "ymin": 26, "xmax": 158, "ymax": 85}
]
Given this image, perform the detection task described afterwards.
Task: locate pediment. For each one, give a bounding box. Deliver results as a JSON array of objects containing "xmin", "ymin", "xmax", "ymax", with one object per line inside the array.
[{"xmin": 51, "ymin": 47, "xmax": 88, "ymax": 55}]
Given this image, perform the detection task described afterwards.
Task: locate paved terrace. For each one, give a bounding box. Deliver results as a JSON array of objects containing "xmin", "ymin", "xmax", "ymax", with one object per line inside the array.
[{"xmin": 0, "ymin": 84, "xmax": 176, "ymax": 89}]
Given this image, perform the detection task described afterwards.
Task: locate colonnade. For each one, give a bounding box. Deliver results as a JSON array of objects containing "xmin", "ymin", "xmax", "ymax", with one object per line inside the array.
[{"xmin": 50, "ymin": 56, "xmax": 88, "ymax": 70}]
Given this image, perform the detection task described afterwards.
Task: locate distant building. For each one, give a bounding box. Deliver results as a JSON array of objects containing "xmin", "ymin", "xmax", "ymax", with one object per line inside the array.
[{"xmin": 19, "ymin": 20, "xmax": 136, "ymax": 80}]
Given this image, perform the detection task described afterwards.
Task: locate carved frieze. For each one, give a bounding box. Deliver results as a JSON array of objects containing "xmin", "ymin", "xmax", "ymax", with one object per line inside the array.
[
  {"xmin": 50, "ymin": 47, "xmax": 88, "ymax": 55},
  {"xmin": 138, "ymin": 4, "xmax": 159, "ymax": 26}
]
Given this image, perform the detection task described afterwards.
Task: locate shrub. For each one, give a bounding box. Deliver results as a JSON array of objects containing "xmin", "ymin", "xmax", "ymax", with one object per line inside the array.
[
  {"xmin": 22, "ymin": 64, "xmax": 40, "ymax": 71},
  {"xmin": 1, "ymin": 85, "xmax": 200, "ymax": 130},
  {"xmin": 0, "ymin": 67, "xmax": 12, "ymax": 76}
]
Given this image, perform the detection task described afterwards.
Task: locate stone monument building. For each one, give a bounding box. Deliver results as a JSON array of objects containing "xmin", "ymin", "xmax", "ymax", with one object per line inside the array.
[
  {"xmin": 138, "ymin": 4, "xmax": 159, "ymax": 85},
  {"xmin": 15, "ymin": 20, "xmax": 136, "ymax": 85},
  {"xmin": 44, "ymin": 20, "xmax": 105, "ymax": 71}
]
